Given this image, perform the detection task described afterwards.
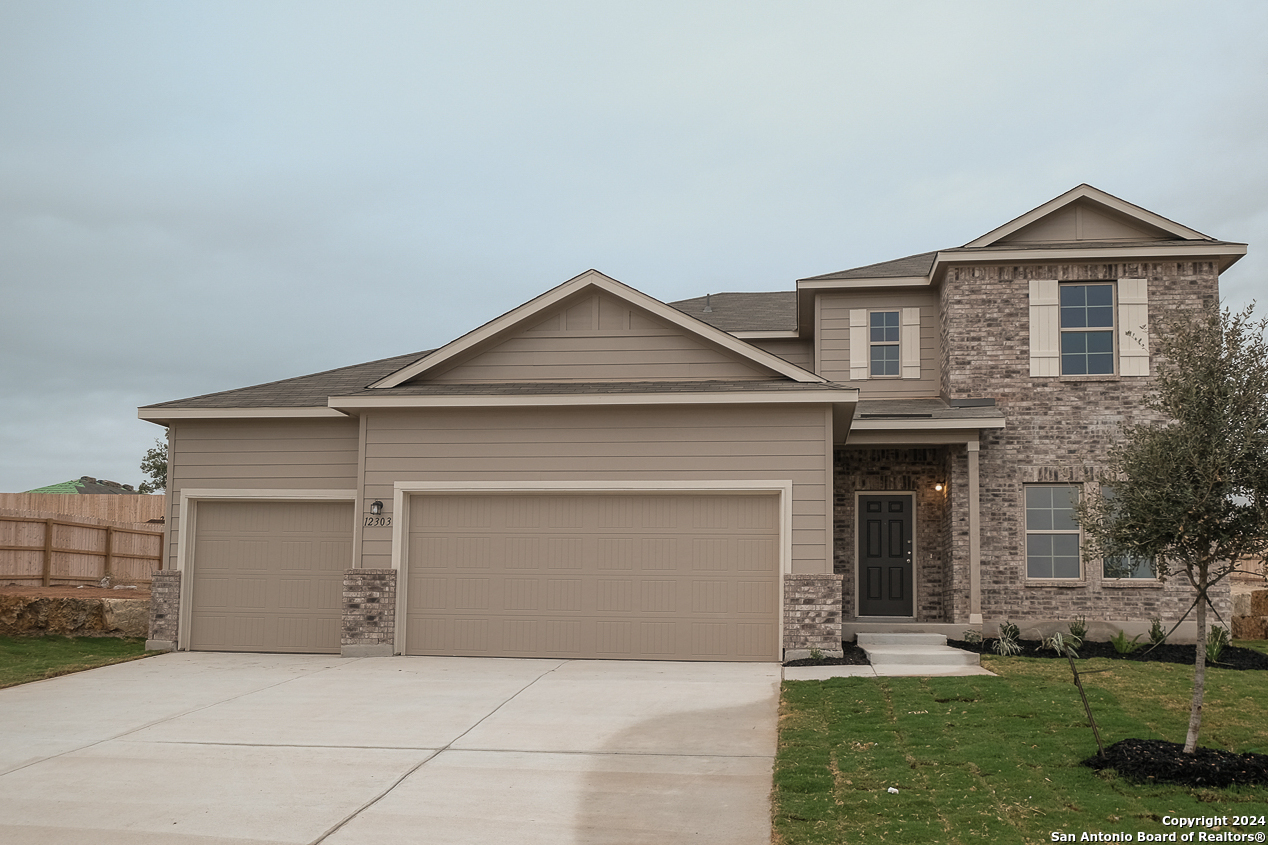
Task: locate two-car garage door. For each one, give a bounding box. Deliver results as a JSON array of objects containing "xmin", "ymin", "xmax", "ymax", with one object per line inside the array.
[
  {"xmin": 403, "ymin": 493, "xmax": 780, "ymax": 662},
  {"xmin": 187, "ymin": 492, "xmax": 781, "ymax": 661}
]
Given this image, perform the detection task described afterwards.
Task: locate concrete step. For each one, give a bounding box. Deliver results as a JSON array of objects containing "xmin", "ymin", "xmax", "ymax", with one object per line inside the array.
[
  {"xmin": 859, "ymin": 644, "xmax": 979, "ymax": 666},
  {"xmin": 857, "ymin": 633, "xmax": 947, "ymax": 647}
]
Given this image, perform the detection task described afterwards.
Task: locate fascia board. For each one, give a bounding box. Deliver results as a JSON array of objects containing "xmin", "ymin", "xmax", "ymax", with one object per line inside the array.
[
  {"xmin": 328, "ymin": 389, "xmax": 858, "ymax": 410},
  {"xmin": 797, "ymin": 276, "xmax": 932, "ymax": 290},
  {"xmin": 846, "ymin": 430, "xmax": 983, "ymax": 446},
  {"xmin": 964, "ymin": 185, "xmax": 1212, "ymax": 248},
  {"xmin": 850, "ymin": 417, "xmax": 1005, "ymax": 431},
  {"xmin": 933, "ymin": 242, "xmax": 1247, "ymax": 277},
  {"xmin": 138, "ymin": 407, "xmax": 346, "ymax": 421},
  {"xmin": 732, "ymin": 330, "xmax": 802, "ymax": 339},
  {"xmin": 372, "ymin": 270, "xmax": 826, "ymax": 388}
]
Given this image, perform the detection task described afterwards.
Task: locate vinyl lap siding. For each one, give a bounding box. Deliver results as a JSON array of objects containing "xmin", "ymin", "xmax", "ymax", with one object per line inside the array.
[
  {"xmin": 165, "ymin": 418, "xmax": 359, "ymax": 569},
  {"xmin": 747, "ymin": 338, "xmax": 813, "ymax": 369},
  {"xmin": 817, "ymin": 291, "xmax": 940, "ymax": 395},
  {"xmin": 361, "ymin": 405, "xmax": 831, "ymax": 574}
]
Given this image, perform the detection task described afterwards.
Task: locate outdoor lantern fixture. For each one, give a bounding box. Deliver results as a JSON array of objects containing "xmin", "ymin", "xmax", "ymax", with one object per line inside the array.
[
  {"xmin": 934, "ymin": 482, "xmax": 945, "ymax": 493},
  {"xmin": 370, "ymin": 501, "xmax": 383, "ymax": 516}
]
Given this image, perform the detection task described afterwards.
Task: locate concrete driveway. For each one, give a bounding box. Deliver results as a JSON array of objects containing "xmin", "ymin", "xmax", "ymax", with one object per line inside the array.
[{"xmin": 0, "ymin": 653, "xmax": 779, "ymax": 845}]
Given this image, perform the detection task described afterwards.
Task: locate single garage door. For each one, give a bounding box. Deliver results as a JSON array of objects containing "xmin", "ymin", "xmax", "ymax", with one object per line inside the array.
[
  {"xmin": 404, "ymin": 493, "xmax": 780, "ymax": 661},
  {"xmin": 190, "ymin": 500, "xmax": 352, "ymax": 653}
]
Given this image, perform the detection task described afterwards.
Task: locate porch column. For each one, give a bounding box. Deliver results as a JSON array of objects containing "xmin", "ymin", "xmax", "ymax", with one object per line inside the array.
[{"xmin": 968, "ymin": 440, "xmax": 982, "ymax": 624}]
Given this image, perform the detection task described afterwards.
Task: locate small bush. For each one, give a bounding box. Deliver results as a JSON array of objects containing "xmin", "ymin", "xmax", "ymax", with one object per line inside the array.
[
  {"xmin": 1068, "ymin": 615, "xmax": 1088, "ymax": 643},
  {"xmin": 1148, "ymin": 617, "xmax": 1168, "ymax": 645},
  {"xmin": 993, "ymin": 619, "xmax": 1022, "ymax": 656},
  {"xmin": 1044, "ymin": 631, "xmax": 1080, "ymax": 658},
  {"xmin": 962, "ymin": 629, "xmax": 982, "ymax": 645},
  {"xmin": 809, "ymin": 647, "xmax": 823, "ymax": 662},
  {"xmin": 1110, "ymin": 629, "xmax": 1143, "ymax": 654},
  {"xmin": 1206, "ymin": 626, "xmax": 1230, "ymax": 664}
]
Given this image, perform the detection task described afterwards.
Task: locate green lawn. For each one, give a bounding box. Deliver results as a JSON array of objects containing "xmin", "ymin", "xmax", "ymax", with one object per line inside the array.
[
  {"xmin": 0, "ymin": 635, "xmax": 155, "ymax": 689},
  {"xmin": 775, "ymin": 644, "xmax": 1268, "ymax": 845}
]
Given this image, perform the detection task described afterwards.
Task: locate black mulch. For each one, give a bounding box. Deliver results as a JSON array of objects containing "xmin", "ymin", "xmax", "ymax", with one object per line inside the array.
[
  {"xmin": 783, "ymin": 641, "xmax": 871, "ymax": 667},
  {"xmin": 1084, "ymin": 739, "xmax": 1268, "ymax": 787},
  {"xmin": 947, "ymin": 638, "xmax": 1268, "ymax": 671}
]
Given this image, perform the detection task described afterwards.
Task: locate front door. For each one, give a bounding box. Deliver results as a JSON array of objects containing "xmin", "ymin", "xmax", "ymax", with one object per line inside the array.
[{"xmin": 858, "ymin": 494, "xmax": 914, "ymax": 617}]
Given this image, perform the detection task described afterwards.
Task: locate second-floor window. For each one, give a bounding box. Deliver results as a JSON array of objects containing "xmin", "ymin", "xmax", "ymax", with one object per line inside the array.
[
  {"xmin": 1060, "ymin": 284, "xmax": 1115, "ymax": 375},
  {"xmin": 870, "ymin": 310, "xmax": 900, "ymax": 376}
]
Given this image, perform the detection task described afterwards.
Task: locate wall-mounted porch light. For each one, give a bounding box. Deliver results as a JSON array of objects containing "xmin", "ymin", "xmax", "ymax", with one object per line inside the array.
[
  {"xmin": 934, "ymin": 483, "xmax": 945, "ymax": 493},
  {"xmin": 370, "ymin": 500, "xmax": 384, "ymax": 515}
]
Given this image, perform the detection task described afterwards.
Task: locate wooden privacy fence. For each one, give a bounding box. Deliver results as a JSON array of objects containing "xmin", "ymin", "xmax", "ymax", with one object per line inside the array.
[
  {"xmin": 0, "ymin": 493, "xmax": 164, "ymax": 524},
  {"xmin": 0, "ymin": 516, "xmax": 163, "ymax": 587}
]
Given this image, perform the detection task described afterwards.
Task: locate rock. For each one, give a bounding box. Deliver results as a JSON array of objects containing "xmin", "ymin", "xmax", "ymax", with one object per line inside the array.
[
  {"xmin": 1232, "ymin": 615, "xmax": 1268, "ymax": 641},
  {"xmin": 101, "ymin": 599, "xmax": 149, "ymax": 636},
  {"xmin": 1250, "ymin": 590, "xmax": 1268, "ymax": 616},
  {"xmin": 1234, "ymin": 593, "xmax": 1252, "ymax": 616},
  {"xmin": 0, "ymin": 595, "xmax": 148, "ymax": 637}
]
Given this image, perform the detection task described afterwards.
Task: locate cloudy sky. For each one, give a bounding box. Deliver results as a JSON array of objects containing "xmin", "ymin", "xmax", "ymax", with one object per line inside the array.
[{"xmin": 2, "ymin": 1, "xmax": 1266, "ymax": 494}]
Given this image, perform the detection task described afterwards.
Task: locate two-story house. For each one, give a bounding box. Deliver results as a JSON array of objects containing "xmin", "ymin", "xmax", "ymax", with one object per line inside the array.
[{"xmin": 140, "ymin": 185, "xmax": 1245, "ymax": 659}]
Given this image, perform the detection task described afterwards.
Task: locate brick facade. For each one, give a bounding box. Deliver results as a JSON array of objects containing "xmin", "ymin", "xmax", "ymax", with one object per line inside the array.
[
  {"xmin": 341, "ymin": 568, "xmax": 396, "ymax": 656},
  {"xmin": 783, "ymin": 573, "xmax": 844, "ymax": 657},
  {"xmin": 146, "ymin": 569, "xmax": 181, "ymax": 650},
  {"xmin": 939, "ymin": 261, "xmax": 1226, "ymax": 626}
]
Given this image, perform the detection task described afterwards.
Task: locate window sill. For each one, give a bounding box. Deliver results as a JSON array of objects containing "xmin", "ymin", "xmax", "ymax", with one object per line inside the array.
[
  {"xmin": 1057, "ymin": 375, "xmax": 1119, "ymax": 383},
  {"xmin": 1101, "ymin": 578, "xmax": 1164, "ymax": 589},
  {"xmin": 1024, "ymin": 579, "xmax": 1087, "ymax": 588}
]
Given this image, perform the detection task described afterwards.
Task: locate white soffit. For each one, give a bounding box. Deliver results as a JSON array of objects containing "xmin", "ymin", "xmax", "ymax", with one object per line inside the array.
[
  {"xmin": 138, "ymin": 407, "xmax": 347, "ymax": 422},
  {"xmin": 371, "ymin": 269, "xmax": 827, "ymax": 387},
  {"xmin": 963, "ymin": 184, "xmax": 1212, "ymax": 248}
]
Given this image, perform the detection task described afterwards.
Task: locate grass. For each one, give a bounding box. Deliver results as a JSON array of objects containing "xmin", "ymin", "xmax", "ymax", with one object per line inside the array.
[
  {"xmin": 774, "ymin": 642, "xmax": 1268, "ymax": 845},
  {"xmin": 0, "ymin": 635, "xmax": 155, "ymax": 689}
]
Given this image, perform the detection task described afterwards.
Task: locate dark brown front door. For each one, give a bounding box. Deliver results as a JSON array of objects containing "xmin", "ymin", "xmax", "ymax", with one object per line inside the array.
[{"xmin": 858, "ymin": 495, "xmax": 913, "ymax": 617}]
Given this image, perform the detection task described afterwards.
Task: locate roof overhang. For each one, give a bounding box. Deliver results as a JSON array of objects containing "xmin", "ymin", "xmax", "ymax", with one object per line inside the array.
[
  {"xmin": 931, "ymin": 241, "xmax": 1247, "ymax": 281},
  {"xmin": 137, "ymin": 407, "xmax": 348, "ymax": 424},
  {"xmin": 328, "ymin": 388, "xmax": 859, "ymax": 412}
]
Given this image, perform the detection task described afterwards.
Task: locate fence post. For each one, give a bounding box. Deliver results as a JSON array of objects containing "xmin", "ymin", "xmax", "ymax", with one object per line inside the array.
[
  {"xmin": 104, "ymin": 526, "xmax": 114, "ymax": 583},
  {"xmin": 42, "ymin": 518, "xmax": 54, "ymax": 587}
]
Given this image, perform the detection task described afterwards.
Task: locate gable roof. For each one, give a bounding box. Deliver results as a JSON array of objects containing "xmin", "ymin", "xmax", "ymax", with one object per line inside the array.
[
  {"xmin": 371, "ymin": 269, "xmax": 824, "ymax": 387},
  {"xmin": 25, "ymin": 476, "xmax": 141, "ymax": 494},
  {"xmin": 667, "ymin": 291, "xmax": 796, "ymax": 332}
]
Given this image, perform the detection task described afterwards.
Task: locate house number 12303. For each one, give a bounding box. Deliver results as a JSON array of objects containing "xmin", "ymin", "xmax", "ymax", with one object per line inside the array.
[{"xmin": 363, "ymin": 516, "xmax": 392, "ymax": 527}]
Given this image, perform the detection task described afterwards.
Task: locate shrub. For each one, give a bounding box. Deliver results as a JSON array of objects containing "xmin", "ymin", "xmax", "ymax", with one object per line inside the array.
[
  {"xmin": 993, "ymin": 619, "xmax": 1022, "ymax": 656},
  {"xmin": 1148, "ymin": 617, "xmax": 1168, "ymax": 645},
  {"xmin": 1043, "ymin": 631, "xmax": 1080, "ymax": 658},
  {"xmin": 962, "ymin": 629, "xmax": 982, "ymax": 645},
  {"xmin": 1068, "ymin": 615, "xmax": 1088, "ymax": 643},
  {"xmin": 1109, "ymin": 629, "xmax": 1143, "ymax": 654},
  {"xmin": 1206, "ymin": 626, "xmax": 1230, "ymax": 664}
]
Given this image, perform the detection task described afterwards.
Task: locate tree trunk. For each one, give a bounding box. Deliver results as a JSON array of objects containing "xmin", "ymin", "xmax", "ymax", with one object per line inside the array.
[{"xmin": 1184, "ymin": 571, "xmax": 1208, "ymax": 754}]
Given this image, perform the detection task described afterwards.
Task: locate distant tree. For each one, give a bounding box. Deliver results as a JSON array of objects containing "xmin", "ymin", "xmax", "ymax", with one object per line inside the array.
[
  {"xmin": 138, "ymin": 438, "xmax": 167, "ymax": 494},
  {"xmin": 1078, "ymin": 302, "xmax": 1268, "ymax": 754}
]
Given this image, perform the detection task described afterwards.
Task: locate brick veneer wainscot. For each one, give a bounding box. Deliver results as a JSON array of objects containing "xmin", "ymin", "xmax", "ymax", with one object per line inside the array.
[
  {"xmin": 342, "ymin": 568, "xmax": 396, "ymax": 648},
  {"xmin": 784, "ymin": 573, "xmax": 844, "ymax": 657},
  {"xmin": 147, "ymin": 569, "xmax": 181, "ymax": 648}
]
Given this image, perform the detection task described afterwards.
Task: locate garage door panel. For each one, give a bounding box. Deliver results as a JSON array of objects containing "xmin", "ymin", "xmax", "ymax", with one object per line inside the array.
[
  {"xmin": 405, "ymin": 493, "xmax": 779, "ymax": 661},
  {"xmin": 190, "ymin": 500, "xmax": 351, "ymax": 654}
]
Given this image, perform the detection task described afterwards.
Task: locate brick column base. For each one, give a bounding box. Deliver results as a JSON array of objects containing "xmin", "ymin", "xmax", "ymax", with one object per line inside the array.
[
  {"xmin": 146, "ymin": 570, "xmax": 181, "ymax": 651},
  {"xmin": 783, "ymin": 574, "xmax": 844, "ymax": 660},
  {"xmin": 342, "ymin": 569, "xmax": 397, "ymax": 657}
]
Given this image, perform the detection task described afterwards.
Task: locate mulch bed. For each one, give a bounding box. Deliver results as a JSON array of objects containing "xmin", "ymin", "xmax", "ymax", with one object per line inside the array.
[
  {"xmin": 947, "ymin": 638, "xmax": 1268, "ymax": 671},
  {"xmin": 1084, "ymin": 739, "xmax": 1268, "ymax": 787},
  {"xmin": 783, "ymin": 641, "xmax": 871, "ymax": 667}
]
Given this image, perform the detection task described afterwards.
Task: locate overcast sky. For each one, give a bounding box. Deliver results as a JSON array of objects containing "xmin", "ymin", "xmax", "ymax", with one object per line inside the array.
[{"xmin": 2, "ymin": 1, "xmax": 1266, "ymax": 494}]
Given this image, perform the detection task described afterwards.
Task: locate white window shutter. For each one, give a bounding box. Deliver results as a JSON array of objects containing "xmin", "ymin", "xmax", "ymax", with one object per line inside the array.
[
  {"xmin": 1118, "ymin": 278, "xmax": 1149, "ymax": 377},
  {"xmin": 849, "ymin": 309, "xmax": 868, "ymax": 380},
  {"xmin": 1029, "ymin": 280, "xmax": 1060, "ymax": 377},
  {"xmin": 901, "ymin": 307, "xmax": 921, "ymax": 379}
]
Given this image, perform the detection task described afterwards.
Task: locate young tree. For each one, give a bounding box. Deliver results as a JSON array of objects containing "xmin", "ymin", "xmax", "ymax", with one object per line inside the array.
[
  {"xmin": 138, "ymin": 437, "xmax": 167, "ymax": 494},
  {"xmin": 1078, "ymin": 303, "xmax": 1268, "ymax": 754}
]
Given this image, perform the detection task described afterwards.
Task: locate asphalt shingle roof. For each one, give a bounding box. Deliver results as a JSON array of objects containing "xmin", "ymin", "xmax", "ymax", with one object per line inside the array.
[{"xmin": 667, "ymin": 291, "xmax": 795, "ymax": 333}]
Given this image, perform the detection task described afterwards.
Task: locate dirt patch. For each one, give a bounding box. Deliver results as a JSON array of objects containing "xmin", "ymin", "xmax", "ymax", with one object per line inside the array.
[{"xmin": 0, "ymin": 585, "xmax": 149, "ymax": 600}]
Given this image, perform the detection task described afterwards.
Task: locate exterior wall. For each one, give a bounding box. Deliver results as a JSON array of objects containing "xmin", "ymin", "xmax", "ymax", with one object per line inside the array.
[
  {"xmin": 941, "ymin": 260, "xmax": 1228, "ymax": 625},
  {"xmin": 164, "ymin": 418, "xmax": 360, "ymax": 569},
  {"xmin": 359, "ymin": 404, "xmax": 833, "ymax": 575},
  {"xmin": 430, "ymin": 292, "xmax": 772, "ymax": 383},
  {"xmin": 747, "ymin": 338, "xmax": 813, "ymax": 369},
  {"xmin": 834, "ymin": 448, "xmax": 950, "ymax": 622},
  {"xmin": 147, "ymin": 569, "xmax": 181, "ymax": 649},
  {"xmin": 816, "ymin": 290, "xmax": 940, "ymax": 396},
  {"xmin": 341, "ymin": 568, "xmax": 396, "ymax": 656},
  {"xmin": 783, "ymin": 573, "xmax": 844, "ymax": 656}
]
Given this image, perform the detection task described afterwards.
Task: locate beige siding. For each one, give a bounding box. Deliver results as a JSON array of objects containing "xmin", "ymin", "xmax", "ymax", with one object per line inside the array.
[
  {"xmin": 362, "ymin": 404, "xmax": 831, "ymax": 575},
  {"xmin": 746, "ymin": 338, "xmax": 813, "ymax": 369},
  {"xmin": 816, "ymin": 291, "xmax": 940, "ymax": 396},
  {"xmin": 429, "ymin": 292, "xmax": 773, "ymax": 383},
  {"xmin": 166, "ymin": 418, "xmax": 359, "ymax": 569}
]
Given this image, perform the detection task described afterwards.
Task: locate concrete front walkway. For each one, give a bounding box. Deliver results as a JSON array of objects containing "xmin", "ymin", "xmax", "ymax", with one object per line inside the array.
[{"xmin": 0, "ymin": 653, "xmax": 780, "ymax": 845}]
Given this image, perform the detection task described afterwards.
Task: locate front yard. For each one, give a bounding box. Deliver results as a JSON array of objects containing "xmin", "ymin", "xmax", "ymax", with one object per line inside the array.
[
  {"xmin": 774, "ymin": 645, "xmax": 1268, "ymax": 845},
  {"xmin": 0, "ymin": 635, "xmax": 153, "ymax": 689}
]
